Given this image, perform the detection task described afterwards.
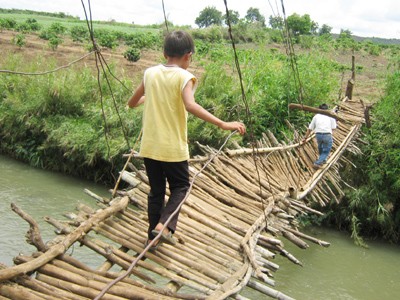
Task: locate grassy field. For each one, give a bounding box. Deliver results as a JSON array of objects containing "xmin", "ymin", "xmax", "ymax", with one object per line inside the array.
[{"xmin": 0, "ymin": 11, "xmax": 158, "ymax": 33}]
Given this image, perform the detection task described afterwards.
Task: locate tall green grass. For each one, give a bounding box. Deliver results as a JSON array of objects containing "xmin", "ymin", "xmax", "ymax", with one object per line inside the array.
[
  {"xmin": 192, "ymin": 43, "xmax": 340, "ymax": 149},
  {"xmin": 0, "ymin": 53, "xmax": 140, "ymax": 183}
]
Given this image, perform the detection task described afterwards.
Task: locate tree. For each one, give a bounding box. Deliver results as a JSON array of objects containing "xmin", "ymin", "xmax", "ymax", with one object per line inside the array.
[
  {"xmin": 269, "ymin": 15, "xmax": 283, "ymax": 29},
  {"xmin": 245, "ymin": 7, "xmax": 265, "ymax": 26},
  {"xmin": 195, "ymin": 6, "xmax": 222, "ymax": 28},
  {"xmin": 286, "ymin": 13, "xmax": 316, "ymax": 36},
  {"xmin": 223, "ymin": 10, "xmax": 240, "ymax": 25},
  {"xmin": 339, "ymin": 29, "xmax": 352, "ymax": 38},
  {"xmin": 319, "ymin": 24, "xmax": 332, "ymax": 36}
]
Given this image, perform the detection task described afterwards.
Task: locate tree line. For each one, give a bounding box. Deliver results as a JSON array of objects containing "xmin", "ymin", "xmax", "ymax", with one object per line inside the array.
[{"xmin": 196, "ymin": 5, "xmax": 339, "ymax": 38}]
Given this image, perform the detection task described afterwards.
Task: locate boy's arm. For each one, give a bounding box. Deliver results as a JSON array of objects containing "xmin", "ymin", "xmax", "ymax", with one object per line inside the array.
[
  {"xmin": 127, "ymin": 81, "xmax": 145, "ymax": 108},
  {"xmin": 182, "ymin": 80, "xmax": 246, "ymax": 135}
]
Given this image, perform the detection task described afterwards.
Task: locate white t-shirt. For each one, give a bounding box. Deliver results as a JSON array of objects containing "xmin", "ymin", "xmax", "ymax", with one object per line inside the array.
[{"xmin": 308, "ymin": 113, "xmax": 337, "ymax": 134}]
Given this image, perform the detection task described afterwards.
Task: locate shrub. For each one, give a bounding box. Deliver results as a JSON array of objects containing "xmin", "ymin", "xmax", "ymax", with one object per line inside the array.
[
  {"xmin": 12, "ymin": 33, "xmax": 26, "ymax": 48},
  {"xmin": 49, "ymin": 22, "xmax": 66, "ymax": 35},
  {"xmin": 70, "ymin": 26, "xmax": 88, "ymax": 42},
  {"xmin": 17, "ymin": 18, "xmax": 41, "ymax": 32},
  {"xmin": 0, "ymin": 17, "xmax": 17, "ymax": 30},
  {"xmin": 124, "ymin": 32, "xmax": 161, "ymax": 49},
  {"xmin": 95, "ymin": 29, "xmax": 118, "ymax": 49},
  {"xmin": 123, "ymin": 47, "xmax": 141, "ymax": 62},
  {"xmin": 49, "ymin": 36, "xmax": 63, "ymax": 50}
]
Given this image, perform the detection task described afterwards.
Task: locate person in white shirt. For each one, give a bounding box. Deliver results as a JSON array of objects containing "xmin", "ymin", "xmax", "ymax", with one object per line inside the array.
[{"xmin": 302, "ymin": 104, "xmax": 337, "ymax": 169}]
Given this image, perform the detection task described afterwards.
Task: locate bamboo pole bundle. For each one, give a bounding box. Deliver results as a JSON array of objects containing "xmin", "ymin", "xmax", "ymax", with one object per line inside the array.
[
  {"xmin": 102, "ymin": 216, "xmax": 237, "ymax": 281},
  {"xmin": 80, "ymin": 234, "xmax": 217, "ymax": 294},
  {"xmin": 91, "ymin": 221, "xmax": 225, "ymax": 291},
  {"xmin": 0, "ymin": 283, "xmax": 57, "ymax": 300},
  {"xmin": 50, "ymin": 259, "xmax": 204, "ymax": 300},
  {"xmin": 14, "ymin": 274, "xmax": 88, "ymax": 300},
  {"xmin": 35, "ymin": 274, "xmax": 128, "ymax": 300}
]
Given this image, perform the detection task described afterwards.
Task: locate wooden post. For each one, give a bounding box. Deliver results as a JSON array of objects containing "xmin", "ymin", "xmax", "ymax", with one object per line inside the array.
[{"xmin": 345, "ymin": 55, "xmax": 355, "ymax": 99}]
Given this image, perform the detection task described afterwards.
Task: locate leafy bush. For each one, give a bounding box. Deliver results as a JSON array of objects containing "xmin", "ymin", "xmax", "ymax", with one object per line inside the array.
[
  {"xmin": 12, "ymin": 33, "xmax": 26, "ymax": 48},
  {"xmin": 124, "ymin": 47, "xmax": 141, "ymax": 62},
  {"xmin": 17, "ymin": 18, "xmax": 41, "ymax": 32},
  {"xmin": 48, "ymin": 36, "xmax": 63, "ymax": 50},
  {"xmin": 0, "ymin": 17, "xmax": 17, "ymax": 30},
  {"xmin": 124, "ymin": 32, "xmax": 161, "ymax": 49},
  {"xmin": 49, "ymin": 22, "xmax": 67, "ymax": 35},
  {"xmin": 70, "ymin": 26, "xmax": 88, "ymax": 42},
  {"xmin": 95, "ymin": 29, "xmax": 118, "ymax": 49}
]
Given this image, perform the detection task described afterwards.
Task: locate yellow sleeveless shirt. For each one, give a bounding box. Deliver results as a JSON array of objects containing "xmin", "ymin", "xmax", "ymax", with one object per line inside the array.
[{"xmin": 139, "ymin": 64, "xmax": 197, "ymax": 162}]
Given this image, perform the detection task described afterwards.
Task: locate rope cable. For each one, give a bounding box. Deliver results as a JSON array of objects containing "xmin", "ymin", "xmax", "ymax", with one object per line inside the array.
[
  {"xmin": 80, "ymin": 0, "xmax": 132, "ymax": 158},
  {"xmin": 223, "ymin": 0, "xmax": 273, "ymax": 229},
  {"xmin": 0, "ymin": 51, "xmax": 95, "ymax": 75}
]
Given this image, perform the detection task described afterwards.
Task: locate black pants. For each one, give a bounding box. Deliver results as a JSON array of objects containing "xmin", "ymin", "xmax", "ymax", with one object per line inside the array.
[{"xmin": 144, "ymin": 158, "xmax": 189, "ymax": 240}]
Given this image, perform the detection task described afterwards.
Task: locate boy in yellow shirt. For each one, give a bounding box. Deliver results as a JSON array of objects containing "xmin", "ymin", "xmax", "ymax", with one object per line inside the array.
[{"xmin": 128, "ymin": 30, "xmax": 245, "ymax": 249}]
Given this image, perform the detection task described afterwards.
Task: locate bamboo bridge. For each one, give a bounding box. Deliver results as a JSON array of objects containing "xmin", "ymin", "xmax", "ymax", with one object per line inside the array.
[{"xmin": 0, "ymin": 96, "xmax": 366, "ymax": 299}]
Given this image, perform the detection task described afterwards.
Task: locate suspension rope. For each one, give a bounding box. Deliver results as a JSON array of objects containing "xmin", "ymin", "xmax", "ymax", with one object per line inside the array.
[
  {"xmin": 0, "ymin": 51, "xmax": 95, "ymax": 75},
  {"xmin": 80, "ymin": 0, "xmax": 132, "ymax": 158},
  {"xmin": 223, "ymin": 0, "xmax": 274, "ymax": 229}
]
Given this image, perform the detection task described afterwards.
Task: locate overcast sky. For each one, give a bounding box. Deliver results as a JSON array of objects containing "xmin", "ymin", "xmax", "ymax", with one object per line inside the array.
[{"xmin": 0, "ymin": 0, "xmax": 399, "ymax": 39}]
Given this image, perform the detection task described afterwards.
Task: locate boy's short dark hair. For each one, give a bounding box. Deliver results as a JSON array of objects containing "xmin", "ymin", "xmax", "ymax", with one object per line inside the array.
[
  {"xmin": 164, "ymin": 31, "xmax": 195, "ymax": 58},
  {"xmin": 319, "ymin": 103, "xmax": 329, "ymax": 110}
]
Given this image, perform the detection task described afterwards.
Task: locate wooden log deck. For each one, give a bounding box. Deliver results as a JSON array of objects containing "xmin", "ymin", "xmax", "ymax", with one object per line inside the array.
[{"xmin": 0, "ymin": 97, "xmax": 366, "ymax": 299}]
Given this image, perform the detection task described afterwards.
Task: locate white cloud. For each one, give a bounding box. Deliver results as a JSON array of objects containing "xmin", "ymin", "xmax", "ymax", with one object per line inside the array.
[{"xmin": 0, "ymin": 0, "xmax": 398, "ymax": 38}]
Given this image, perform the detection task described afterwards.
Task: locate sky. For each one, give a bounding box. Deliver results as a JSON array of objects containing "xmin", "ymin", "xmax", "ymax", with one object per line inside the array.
[{"xmin": 0, "ymin": 0, "xmax": 399, "ymax": 39}]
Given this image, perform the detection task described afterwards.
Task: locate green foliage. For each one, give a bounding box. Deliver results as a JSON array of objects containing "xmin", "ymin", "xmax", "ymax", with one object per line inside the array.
[
  {"xmin": 191, "ymin": 26, "xmax": 224, "ymax": 43},
  {"xmin": 70, "ymin": 25, "xmax": 88, "ymax": 42},
  {"xmin": 0, "ymin": 8, "xmax": 79, "ymax": 20},
  {"xmin": 223, "ymin": 10, "xmax": 240, "ymax": 26},
  {"xmin": 0, "ymin": 17, "xmax": 17, "ymax": 30},
  {"xmin": 124, "ymin": 47, "xmax": 141, "ymax": 62},
  {"xmin": 48, "ymin": 35, "xmax": 63, "ymax": 50},
  {"xmin": 319, "ymin": 24, "xmax": 332, "ymax": 36},
  {"xmin": 322, "ymin": 53, "xmax": 400, "ymax": 243},
  {"xmin": 363, "ymin": 41, "xmax": 382, "ymax": 56},
  {"xmin": 95, "ymin": 29, "xmax": 118, "ymax": 49},
  {"xmin": 0, "ymin": 54, "xmax": 139, "ymax": 184},
  {"xmin": 195, "ymin": 6, "xmax": 223, "ymax": 28},
  {"xmin": 124, "ymin": 31, "xmax": 161, "ymax": 49},
  {"xmin": 286, "ymin": 13, "xmax": 317, "ymax": 36},
  {"xmin": 192, "ymin": 44, "xmax": 338, "ymax": 149},
  {"xmin": 16, "ymin": 18, "xmax": 41, "ymax": 32},
  {"xmin": 49, "ymin": 22, "xmax": 67, "ymax": 35},
  {"xmin": 245, "ymin": 7, "xmax": 266, "ymax": 27},
  {"xmin": 299, "ymin": 35, "xmax": 315, "ymax": 49},
  {"xmin": 335, "ymin": 29, "xmax": 358, "ymax": 51},
  {"xmin": 12, "ymin": 33, "xmax": 26, "ymax": 48},
  {"xmin": 269, "ymin": 16, "xmax": 283, "ymax": 30}
]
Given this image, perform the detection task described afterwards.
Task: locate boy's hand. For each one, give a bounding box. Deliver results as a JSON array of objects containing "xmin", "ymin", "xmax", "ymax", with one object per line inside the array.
[{"xmin": 221, "ymin": 121, "xmax": 246, "ymax": 135}]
